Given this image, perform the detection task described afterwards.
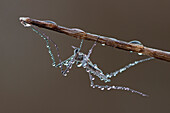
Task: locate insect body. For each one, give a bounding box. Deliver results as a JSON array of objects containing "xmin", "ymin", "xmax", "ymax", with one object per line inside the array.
[{"xmin": 56, "ymin": 44, "xmax": 111, "ymax": 83}]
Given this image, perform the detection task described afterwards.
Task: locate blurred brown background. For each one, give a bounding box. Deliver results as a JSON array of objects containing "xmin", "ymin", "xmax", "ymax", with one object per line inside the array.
[{"xmin": 0, "ymin": 0, "xmax": 170, "ymax": 113}]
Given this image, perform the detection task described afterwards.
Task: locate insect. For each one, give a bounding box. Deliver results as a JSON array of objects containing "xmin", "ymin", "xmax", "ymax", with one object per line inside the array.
[
  {"xmin": 24, "ymin": 22, "xmax": 154, "ymax": 97},
  {"xmin": 55, "ymin": 39, "xmax": 154, "ymax": 96}
]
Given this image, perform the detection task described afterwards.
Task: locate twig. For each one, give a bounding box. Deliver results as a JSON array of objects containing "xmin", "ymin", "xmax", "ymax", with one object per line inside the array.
[{"xmin": 19, "ymin": 17, "xmax": 170, "ymax": 62}]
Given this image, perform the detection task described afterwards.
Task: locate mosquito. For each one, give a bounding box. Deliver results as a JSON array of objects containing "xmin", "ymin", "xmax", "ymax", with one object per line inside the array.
[
  {"xmin": 23, "ymin": 22, "xmax": 154, "ymax": 97},
  {"xmin": 55, "ymin": 39, "xmax": 154, "ymax": 96}
]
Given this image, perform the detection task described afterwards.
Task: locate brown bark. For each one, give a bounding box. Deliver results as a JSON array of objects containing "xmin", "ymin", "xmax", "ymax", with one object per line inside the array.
[{"xmin": 19, "ymin": 17, "xmax": 170, "ymax": 62}]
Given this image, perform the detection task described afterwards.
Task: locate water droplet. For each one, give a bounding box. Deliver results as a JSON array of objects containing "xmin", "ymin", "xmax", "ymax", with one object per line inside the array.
[
  {"xmin": 101, "ymin": 43, "xmax": 105, "ymax": 46},
  {"xmin": 124, "ymin": 88, "xmax": 129, "ymax": 90},
  {"xmin": 52, "ymin": 62, "xmax": 56, "ymax": 67},
  {"xmin": 129, "ymin": 63, "xmax": 135, "ymax": 66},
  {"xmin": 106, "ymin": 74, "xmax": 111, "ymax": 78},
  {"xmin": 94, "ymin": 64, "xmax": 97, "ymax": 68},
  {"xmin": 120, "ymin": 68, "xmax": 126, "ymax": 73},
  {"xmin": 63, "ymin": 73, "xmax": 67, "ymax": 76},
  {"xmin": 138, "ymin": 53, "xmax": 143, "ymax": 56},
  {"xmin": 92, "ymin": 86, "xmax": 96, "ymax": 88},
  {"xmin": 92, "ymin": 78, "xmax": 95, "ymax": 81},
  {"xmin": 86, "ymin": 69, "xmax": 90, "ymax": 72},
  {"xmin": 64, "ymin": 63, "xmax": 68, "ymax": 66},
  {"xmin": 101, "ymin": 87, "xmax": 104, "ymax": 90},
  {"xmin": 69, "ymin": 66, "xmax": 72, "ymax": 69},
  {"xmin": 129, "ymin": 40, "xmax": 143, "ymax": 45},
  {"xmin": 44, "ymin": 20, "xmax": 57, "ymax": 25},
  {"xmin": 22, "ymin": 22, "xmax": 31, "ymax": 27},
  {"xmin": 112, "ymin": 86, "xmax": 116, "ymax": 89},
  {"xmin": 129, "ymin": 40, "xmax": 143, "ymax": 55},
  {"xmin": 107, "ymin": 87, "xmax": 111, "ymax": 90},
  {"xmin": 77, "ymin": 63, "xmax": 82, "ymax": 67},
  {"xmin": 134, "ymin": 61, "xmax": 138, "ymax": 64},
  {"xmin": 83, "ymin": 63, "xmax": 87, "ymax": 67},
  {"xmin": 105, "ymin": 79, "xmax": 111, "ymax": 83},
  {"xmin": 113, "ymin": 72, "xmax": 118, "ymax": 76},
  {"xmin": 98, "ymin": 86, "xmax": 101, "ymax": 88}
]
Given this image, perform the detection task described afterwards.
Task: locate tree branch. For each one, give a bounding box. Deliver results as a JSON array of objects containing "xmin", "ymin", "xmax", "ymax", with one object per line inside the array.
[{"xmin": 19, "ymin": 17, "xmax": 170, "ymax": 62}]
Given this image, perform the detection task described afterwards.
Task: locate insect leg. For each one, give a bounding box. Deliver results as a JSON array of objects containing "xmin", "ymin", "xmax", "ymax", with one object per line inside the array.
[
  {"xmin": 56, "ymin": 56, "xmax": 73, "ymax": 67},
  {"xmin": 60, "ymin": 56, "xmax": 76, "ymax": 76},
  {"xmin": 87, "ymin": 37, "xmax": 99, "ymax": 58},
  {"xmin": 107, "ymin": 57, "xmax": 154, "ymax": 78},
  {"xmin": 30, "ymin": 25, "xmax": 63, "ymax": 73},
  {"xmin": 79, "ymin": 39, "xmax": 84, "ymax": 50},
  {"xmin": 79, "ymin": 37, "xmax": 98, "ymax": 68},
  {"xmin": 88, "ymin": 73, "xmax": 148, "ymax": 96},
  {"xmin": 59, "ymin": 39, "xmax": 84, "ymax": 76}
]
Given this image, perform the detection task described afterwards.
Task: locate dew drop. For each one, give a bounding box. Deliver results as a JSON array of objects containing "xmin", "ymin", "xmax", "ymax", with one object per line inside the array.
[
  {"xmin": 94, "ymin": 64, "xmax": 97, "ymax": 68},
  {"xmin": 69, "ymin": 66, "xmax": 72, "ymax": 69},
  {"xmin": 92, "ymin": 86, "xmax": 96, "ymax": 88},
  {"xmin": 52, "ymin": 62, "xmax": 56, "ymax": 67},
  {"xmin": 107, "ymin": 87, "xmax": 111, "ymax": 90},
  {"xmin": 101, "ymin": 87, "xmax": 104, "ymax": 90},
  {"xmin": 86, "ymin": 69, "xmax": 90, "ymax": 72},
  {"xmin": 129, "ymin": 40, "xmax": 143, "ymax": 45},
  {"xmin": 106, "ymin": 74, "xmax": 111, "ymax": 78},
  {"xmin": 134, "ymin": 61, "xmax": 138, "ymax": 64},
  {"xmin": 63, "ymin": 73, "xmax": 67, "ymax": 76},
  {"xmin": 98, "ymin": 86, "xmax": 101, "ymax": 88},
  {"xmin": 101, "ymin": 43, "xmax": 105, "ymax": 46},
  {"xmin": 77, "ymin": 63, "xmax": 82, "ymax": 67},
  {"xmin": 64, "ymin": 63, "xmax": 68, "ymax": 66},
  {"xmin": 120, "ymin": 68, "xmax": 126, "ymax": 73},
  {"xmin": 22, "ymin": 22, "xmax": 31, "ymax": 27},
  {"xmin": 112, "ymin": 86, "xmax": 116, "ymax": 89},
  {"xmin": 113, "ymin": 72, "xmax": 118, "ymax": 76},
  {"xmin": 138, "ymin": 53, "xmax": 143, "ymax": 56},
  {"xmin": 44, "ymin": 20, "xmax": 57, "ymax": 25},
  {"xmin": 129, "ymin": 40, "xmax": 143, "ymax": 55},
  {"xmin": 92, "ymin": 78, "xmax": 95, "ymax": 81},
  {"xmin": 49, "ymin": 51, "xmax": 52, "ymax": 54},
  {"xmin": 129, "ymin": 63, "xmax": 135, "ymax": 66},
  {"xmin": 106, "ymin": 79, "xmax": 111, "ymax": 83}
]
